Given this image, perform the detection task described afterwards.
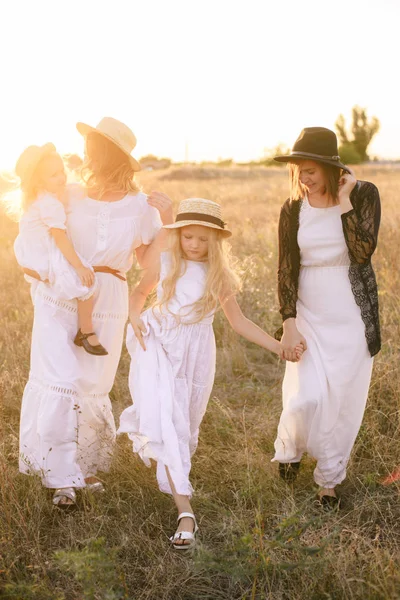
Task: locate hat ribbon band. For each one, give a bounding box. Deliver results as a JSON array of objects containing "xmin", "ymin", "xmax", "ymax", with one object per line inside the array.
[
  {"xmin": 291, "ymin": 151, "xmax": 340, "ymax": 161},
  {"xmin": 175, "ymin": 212, "xmax": 226, "ymax": 228}
]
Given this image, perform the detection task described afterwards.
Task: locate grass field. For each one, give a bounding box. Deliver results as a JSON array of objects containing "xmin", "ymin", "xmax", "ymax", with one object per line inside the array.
[{"xmin": 0, "ymin": 165, "xmax": 399, "ymax": 599}]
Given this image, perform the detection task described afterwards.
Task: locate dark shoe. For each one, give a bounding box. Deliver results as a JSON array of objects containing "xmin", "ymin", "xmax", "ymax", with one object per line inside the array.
[
  {"xmin": 317, "ymin": 494, "xmax": 341, "ymax": 511},
  {"xmin": 279, "ymin": 462, "xmax": 300, "ymax": 482},
  {"xmin": 74, "ymin": 329, "xmax": 108, "ymax": 356}
]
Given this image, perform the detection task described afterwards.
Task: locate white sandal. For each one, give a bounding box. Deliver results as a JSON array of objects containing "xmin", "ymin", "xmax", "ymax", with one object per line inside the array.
[
  {"xmin": 85, "ymin": 481, "xmax": 105, "ymax": 494},
  {"xmin": 169, "ymin": 512, "xmax": 198, "ymax": 550},
  {"xmin": 53, "ymin": 487, "xmax": 77, "ymax": 510}
]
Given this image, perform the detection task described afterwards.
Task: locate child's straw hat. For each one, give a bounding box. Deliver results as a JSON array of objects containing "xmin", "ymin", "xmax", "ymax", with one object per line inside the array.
[
  {"xmin": 15, "ymin": 143, "xmax": 57, "ymax": 185},
  {"xmin": 76, "ymin": 117, "xmax": 141, "ymax": 171},
  {"xmin": 164, "ymin": 198, "xmax": 231, "ymax": 237}
]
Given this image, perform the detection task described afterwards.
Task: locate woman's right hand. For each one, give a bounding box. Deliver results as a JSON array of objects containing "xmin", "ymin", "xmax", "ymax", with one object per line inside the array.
[
  {"xmin": 281, "ymin": 319, "xmax": 307, "ymax": 362},
  {"xmin": 76, "ymin": 265, "xmax": 95, "ymax": 287},
  {"xmin": 130, "ymin": 313, "xmax": 147, "ymax": 351}
]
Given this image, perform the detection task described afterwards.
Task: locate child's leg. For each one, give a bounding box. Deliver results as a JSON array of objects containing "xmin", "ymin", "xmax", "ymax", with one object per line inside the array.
[
  {"xmin": 165, "ymin": 467, "xmax": 195, "ymax": 546},
  {"xmin": 77, "ymin": 297, "xmax": 101, "ymax": 346}
]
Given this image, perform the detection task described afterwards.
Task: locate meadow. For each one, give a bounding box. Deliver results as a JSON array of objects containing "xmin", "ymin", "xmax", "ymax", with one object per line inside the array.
[{"xmin": 0, "ymin": 165, "xmax": 399, "ymax": 599}]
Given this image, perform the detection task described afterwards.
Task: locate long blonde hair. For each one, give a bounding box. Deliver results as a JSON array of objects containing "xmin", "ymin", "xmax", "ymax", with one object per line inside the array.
[
  {"xmin": 1, "ymin": 151, "xmax": 60, "ymax": 220},
  {"xmin": 80, "ymin": 132, "xmax": 140, "ymax": 198},
  {"xmin": 289, "ymin": 162, "xmax": 342, "ymax": 202},
  {"xmin": 154, "ymin": 228, "xmax": 241, "ymax": 323}
]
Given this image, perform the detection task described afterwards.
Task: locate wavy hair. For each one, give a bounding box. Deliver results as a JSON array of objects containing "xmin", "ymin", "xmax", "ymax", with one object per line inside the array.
[
  {"xmin": 153, "ymin": 227, "xmax": 241, "ymax": 324},
  {"xmin": 2, "ymin": 151, "xmax": 60, "ymax": 220},
  {"xmin": 289, "ymin": 161, "xmax": 342, "ymax": 202},
  {"xmin": 80, "ymin": 132, "xmax": 140, "ymax": 198}
]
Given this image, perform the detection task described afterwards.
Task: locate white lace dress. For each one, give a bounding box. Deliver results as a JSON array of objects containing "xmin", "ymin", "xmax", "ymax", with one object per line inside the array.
[
  {"xmin": 14, "ymin": 193, "xmax": 94, "ymax": 300},
  {"xmin": 19, "ymin": 187, "xmax": 161, "ymax": 489},
  {"xmin": 118, "ymin": 252, "xmax": 216, "ymax": 497},
  {"xmin": 273, "ymin": 196, "xmax": 374, "ymax": 487}
]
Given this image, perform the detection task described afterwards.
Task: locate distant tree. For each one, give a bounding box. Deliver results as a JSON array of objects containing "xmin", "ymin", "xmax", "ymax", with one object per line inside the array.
[
  {"xmin": 216, "ymin": 158, "xmax": 233, "ymax": 167},
  {"xmin": 140, "ymin": 155, "xmax": 172, "ymax": 170},
  {"xmin": 337, "ymin": 143, "xmax": 362, "ymax": 165},
  {"xmin": 335, "ymin": 106, "xmax": 380, "ymax": 162},
  {"xmin": 261, "ymin": 143, "xmax": 290, "ymax": 166}
]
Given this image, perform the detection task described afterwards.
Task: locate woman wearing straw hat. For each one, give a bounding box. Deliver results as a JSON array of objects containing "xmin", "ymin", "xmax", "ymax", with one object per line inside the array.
[
  {"xmin": 19, "ymin": 117, "xmax": 173, "ymax": 509},
  {"xmin": 272, "ymin": 127, "xmax": 381, "ymax": 507}
]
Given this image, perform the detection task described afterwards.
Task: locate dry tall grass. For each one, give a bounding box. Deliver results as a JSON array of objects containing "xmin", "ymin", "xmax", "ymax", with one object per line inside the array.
[{"xmin": 0, "ymin": 166, "xmax": 399, "ymax": 599}]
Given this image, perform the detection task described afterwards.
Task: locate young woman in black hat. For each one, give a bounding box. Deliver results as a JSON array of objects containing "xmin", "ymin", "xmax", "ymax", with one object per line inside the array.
[{"xmin": 272, "ymin": 127, "xmax": 381, "ymax": 507}]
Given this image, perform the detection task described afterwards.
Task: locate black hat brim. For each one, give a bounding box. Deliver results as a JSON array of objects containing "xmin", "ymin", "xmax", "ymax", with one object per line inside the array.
[{"xmin": 274, "ymin": 153, "xmax": 351, "ymax": 174}]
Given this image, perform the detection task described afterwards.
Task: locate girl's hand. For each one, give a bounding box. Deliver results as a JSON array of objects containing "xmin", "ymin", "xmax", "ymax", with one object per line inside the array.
[
  {"xmin": 295, "ymin": 343, "xmax": 305, "ymax": 361},
  {"xmin": 281, "ymin": 320, "xmax": 307, "ymax": 362},
  {"xmin": 147, "ymin": 191, "xmax": 174, "ymax": 225},
  {"xmin": 130, "ymin": 313, "xmax": 147, "ymax": 351},
  {"xmin": 76, "ymin": 265, "xmax": 94, "ymax": 287},
  {"xmin": 338, "ymin": 168, "xmax": 357, "ymax": 202}
]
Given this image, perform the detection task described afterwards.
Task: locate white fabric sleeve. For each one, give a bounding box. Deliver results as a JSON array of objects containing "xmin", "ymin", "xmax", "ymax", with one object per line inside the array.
[
  {"xmin": 139, "ymin": 197, "xmax": 163, "ymax": 245},
  {"xmin": 38, "ymin": 194, "xmax": 67, "ymax": 230}
]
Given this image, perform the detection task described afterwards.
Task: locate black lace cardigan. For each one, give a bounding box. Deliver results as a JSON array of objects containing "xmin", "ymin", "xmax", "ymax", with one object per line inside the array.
[{"xmin": 276, "ymin": 180, "xmax": 381, "ymax": 357}]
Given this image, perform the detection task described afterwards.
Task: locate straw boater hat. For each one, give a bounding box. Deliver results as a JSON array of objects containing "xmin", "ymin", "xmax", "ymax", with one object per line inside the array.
[
  {"xmin": 274, "ymin": 127, "xmax": 350, "ymax": 173},
  {"xmin": 76, "ymin": 117, "xmax": 141, "ymax": 171},
  {"xmin": 15, "ymin": 143, "xmax": 57, "ymax": 185},
  {"xmin": 164, "ymin": 198, "xmax": 232, "ymax": 237}
]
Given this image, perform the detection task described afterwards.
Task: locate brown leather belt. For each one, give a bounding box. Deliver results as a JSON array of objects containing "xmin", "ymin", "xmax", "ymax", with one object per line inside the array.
[{"xmin": 23, "ymin": 266, "xmax": 126, "ymax": 282}]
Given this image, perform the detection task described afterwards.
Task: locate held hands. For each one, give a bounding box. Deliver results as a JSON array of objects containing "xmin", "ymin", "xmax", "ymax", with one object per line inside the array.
[
  {"xmin": 76, "ymin": 265, "xmax": 95, "ymax": 288},
  {"xmin": 130, "ymin": 313, "xmax": 147, "ymax": 351},
  {"xmin": 147, "ymin": 191, "xmax": 174, "ymax": 225},
  {"xmin": 281, "ymin": 319, "xmax": 308, "ymax": 362}
]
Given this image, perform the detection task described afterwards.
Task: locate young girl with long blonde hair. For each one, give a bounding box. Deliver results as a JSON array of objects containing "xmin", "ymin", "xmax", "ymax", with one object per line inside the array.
[
  {"xmin": 12, "ymin": 142, "xmax": 107, "ymax": 355},
  {"xmin": 118, "ymin": 198, "xmax": 303, "ymax": 550}
]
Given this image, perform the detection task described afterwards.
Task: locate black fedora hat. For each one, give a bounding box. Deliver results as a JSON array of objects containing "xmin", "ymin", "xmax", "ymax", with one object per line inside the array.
[{"xmin": 274, "ymin": 127, "xmax": 350, "ymax": 173}]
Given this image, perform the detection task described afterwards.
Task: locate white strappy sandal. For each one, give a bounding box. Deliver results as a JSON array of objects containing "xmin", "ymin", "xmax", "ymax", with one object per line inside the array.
[
  {"xmin": 53, "ymin": 487, "xmax": 77, "ymax": 510},
  {"xmin": 85, "ymin": 481, "xmax": 105, "ymax": 494},
  {"xmin": 169, "ymin": 512, "xmax": 198, "ymax": 550}
]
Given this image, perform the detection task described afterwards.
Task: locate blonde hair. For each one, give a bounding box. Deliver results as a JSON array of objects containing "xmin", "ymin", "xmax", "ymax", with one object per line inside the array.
[
  {"xmin": 154, "ymin": 228, "xmax": 241, "ymax": 324},
  {"xmin": 289, "ymin": 161, "xmax": 342, "ymax": 202},
  {"xmin": 2, "ymin": 151, "xmax": 60, "ymax": 220},
  {"xmin": 80, "ymin": 132, "xmax": 140, "ymax": 198}
]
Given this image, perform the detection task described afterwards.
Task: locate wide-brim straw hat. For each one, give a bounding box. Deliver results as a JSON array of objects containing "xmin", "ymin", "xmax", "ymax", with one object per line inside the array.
[
  {"xmin": 164, "ymin": 198, "xmax": 232, "ymax": 237},
  {"xmin": 274, "ymin": 127, "xmax": 350, "ymax": 173},
  {"xmin": 15, "ymin": 142, "xmax": 57, "ymax": 185},
  {"xmin": 76, "ymin": 117, "xmax": 141, "ymax": 171}
]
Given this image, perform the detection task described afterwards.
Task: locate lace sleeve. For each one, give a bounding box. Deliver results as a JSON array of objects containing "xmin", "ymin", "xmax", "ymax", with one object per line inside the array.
[
  {"xmin": 341, "ymin": 182, "xmax": 381, "ymax": 265},
  {"xmin": 278, "ymin": 200, "xmax": 299, "ymax": 321}
]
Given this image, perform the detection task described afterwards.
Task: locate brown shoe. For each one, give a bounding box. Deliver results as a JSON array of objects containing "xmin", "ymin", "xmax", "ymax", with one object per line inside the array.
[{"xmin": 74, "ymin": 329, "xmax": 108, "ymax": 356}]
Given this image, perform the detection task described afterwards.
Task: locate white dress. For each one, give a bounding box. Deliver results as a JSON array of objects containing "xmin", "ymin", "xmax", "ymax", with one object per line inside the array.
[
  {"xmin": 19, "ymin": 187, "xmax": 162, "ymax": 488},
  {"xmin": 14, "ymin": 193, "xmax": 94, "ymax": 300},
  {"xmin": 118, "ymin": 252, "xmax": 216, "ymax": 497},
  {"xmin": 273, "ymin": 196, "xmax": 374, "ymax": 488}
]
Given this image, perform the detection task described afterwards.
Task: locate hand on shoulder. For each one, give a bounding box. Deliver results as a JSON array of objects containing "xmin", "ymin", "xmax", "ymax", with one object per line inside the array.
[{"xmin": 147, "ymin": 191, "xmax": 174, "ymax": 225}]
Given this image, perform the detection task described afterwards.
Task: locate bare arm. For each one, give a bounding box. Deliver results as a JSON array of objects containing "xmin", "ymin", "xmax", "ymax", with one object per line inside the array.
[
  {"xmin": 135, "ymin": 192, "xmax": 174, "ymax": 269},
  {"xmin": 129, "ymin": 262, "xmax": 160, "ymax": 350},
  {"xmin": 135, "ymin": 229, "xmax": 169, "ymax": 269},
  {"xmin": 220, "ymin": 294, "xmax": 283, "ymax": 357},
  {"xmin": 50, "ymin": 228, "xmax": 94, "ymax": 287}
]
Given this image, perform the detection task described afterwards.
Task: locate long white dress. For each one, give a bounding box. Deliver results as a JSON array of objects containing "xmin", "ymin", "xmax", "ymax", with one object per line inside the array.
[
  {"xmin": 118, "ymin": 252, "xmax": 216, "ymax": 497},
  {"xmin": 273, "ymin": 196, "xmax": 374, "ymax": 488},
  {"xmin": 19, "ymin": 187, "xmax": 161, "ymax": 489},
  {"xmin": 14, "ymin": 193, "xmax": 94, "ymax": 300}
]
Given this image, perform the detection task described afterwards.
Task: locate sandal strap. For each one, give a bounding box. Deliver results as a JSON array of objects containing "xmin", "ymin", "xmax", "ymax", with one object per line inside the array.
[
  {"xmin": 80, "ymin": 331, "xmax": 96, "ymax": 340},
  {"xmin": 170, "ymin": 531, "xmax": 195, "ymax": 542},
  {"xmin": 53, "ymin": 487, "xmax": 76, "ymax": 503},
  {"xmin": 177, "ymin": 512, "xmax": 198, "ymax": 533}
]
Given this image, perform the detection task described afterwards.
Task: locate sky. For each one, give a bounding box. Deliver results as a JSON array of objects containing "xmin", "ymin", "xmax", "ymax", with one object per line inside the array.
[{"xmin": 0, "ymin": 0, "xmax": 399, "ymax": 169}]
